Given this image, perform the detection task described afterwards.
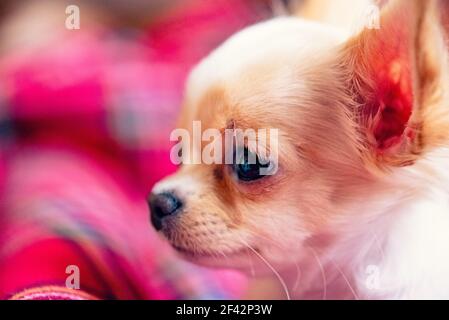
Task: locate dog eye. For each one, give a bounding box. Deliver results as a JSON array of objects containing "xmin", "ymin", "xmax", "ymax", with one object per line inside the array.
[{"xmin": 233, "ymin": 147, "xmax": 271, "ymax": 182}]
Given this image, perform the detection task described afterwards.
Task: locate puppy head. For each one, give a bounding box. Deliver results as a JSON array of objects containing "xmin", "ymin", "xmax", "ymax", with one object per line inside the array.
[{"xmin": 149, "ymin": 0, "xmax": 449, "ymax": 271}]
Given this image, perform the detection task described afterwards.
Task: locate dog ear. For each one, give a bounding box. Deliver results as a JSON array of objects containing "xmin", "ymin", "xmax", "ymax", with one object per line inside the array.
[{"xmin": 342, "ymin": 0, "xmax": 448, "ymax": 167}]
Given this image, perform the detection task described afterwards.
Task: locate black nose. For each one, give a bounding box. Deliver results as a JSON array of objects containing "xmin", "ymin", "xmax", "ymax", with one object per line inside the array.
[{"xmin": 149, "ymin": 192, "xmax": 183, "ymax": 230}]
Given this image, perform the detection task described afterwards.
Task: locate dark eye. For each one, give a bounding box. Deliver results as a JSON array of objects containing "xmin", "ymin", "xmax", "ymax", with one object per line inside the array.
[{"xmin": 233, "ymin": 148, "xmax": 271, "ymax": 182}]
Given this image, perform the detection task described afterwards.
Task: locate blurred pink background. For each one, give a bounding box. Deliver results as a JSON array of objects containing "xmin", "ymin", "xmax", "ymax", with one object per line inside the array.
[{"xmin": 0, "ymin": 0, "xmax": 279, "ymax": 300}]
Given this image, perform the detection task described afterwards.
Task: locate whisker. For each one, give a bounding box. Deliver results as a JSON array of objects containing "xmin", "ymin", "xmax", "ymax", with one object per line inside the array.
[
  {"xmin": 244, "ymin": 229, "xmax": 286, "ymax": 252},
  {"xmin": 246, "ymin": 250, "xmax": 256, "ymax": 277},
  {"xmin": 370, "ymin": 231, "xmax": 386, "ymax": 262},
  {"xmin": 239, "ymin": 238, "xmax": 291, "ymax": 300},
  {"xmin": 330, "ymin": 259, "xmax": 360, "ymax": 300},
  {"xmin": 308, "ymin": 247, "xmax": 328, "ymax": 300},
  {"xmin": 292, "ymin": 261, "xmax": 302, "ymax": 293},
  {"xmin": 245, "ymin": 229, "xmax": 302, "ymax": 292}
]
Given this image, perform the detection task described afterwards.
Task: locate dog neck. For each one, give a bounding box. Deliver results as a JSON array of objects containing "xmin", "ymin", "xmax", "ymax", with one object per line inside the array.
[{"xmin": 282, "ymin": 147, "xmax": 449, "ymax": 299}]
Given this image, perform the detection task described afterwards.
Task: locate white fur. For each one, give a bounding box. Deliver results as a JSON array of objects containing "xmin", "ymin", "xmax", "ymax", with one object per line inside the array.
[
  {"xmin": 186, "ymin": 18, "xmax": 348, "ymax": 106},
  {"xmin": 297, "ymin": 149, "xmax": 449, "ymax": 299}
]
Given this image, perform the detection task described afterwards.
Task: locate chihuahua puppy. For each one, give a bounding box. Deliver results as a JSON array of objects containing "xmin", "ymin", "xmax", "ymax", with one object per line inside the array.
[{"xmin": 149, "ymin": 0, "xmax": 449, "ymax": 299}]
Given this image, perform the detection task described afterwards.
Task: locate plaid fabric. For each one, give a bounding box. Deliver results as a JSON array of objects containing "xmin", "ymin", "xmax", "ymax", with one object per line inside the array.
[
  {"xmin": 0, "ymin": 145, "xmax": 245, "ymax": 299},
  {"xmin": 0, "ymin": 0, "xmax": 271, "ymax": 299}
]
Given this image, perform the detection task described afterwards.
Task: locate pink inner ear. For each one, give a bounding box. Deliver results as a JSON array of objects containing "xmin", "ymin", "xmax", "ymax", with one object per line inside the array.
[
  {"xmin": 372, "ymin": 83, "xmax": 413, "ymax": 150},
  {"xmin": 367, "ymin": 60, "xmax": 414, "ymax": 151},
  {"xmin": 354, "ymin": 4, "xmax": 418, "ymax": 152}
]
